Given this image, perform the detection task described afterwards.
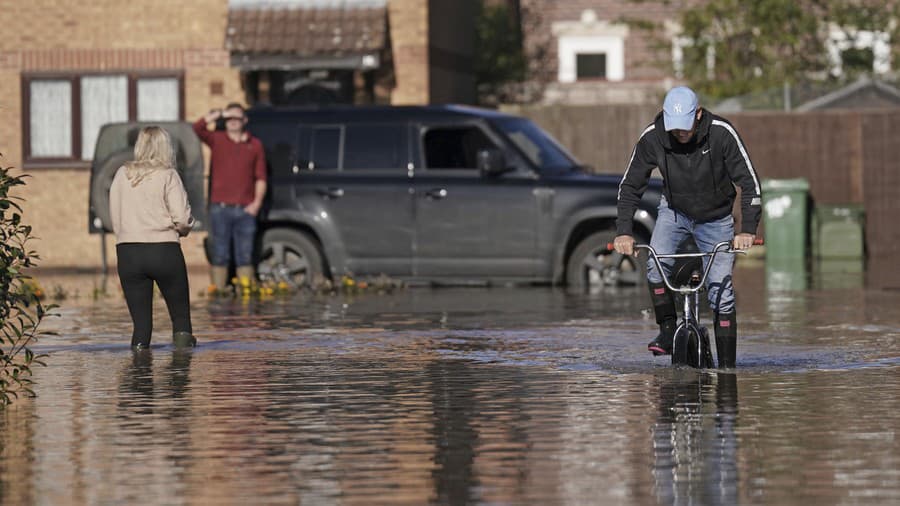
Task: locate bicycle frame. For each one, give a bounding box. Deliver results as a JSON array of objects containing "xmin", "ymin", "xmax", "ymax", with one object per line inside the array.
[{"xmin": 636, "ymin": 241, "xmax": 742, "ymax": 367}]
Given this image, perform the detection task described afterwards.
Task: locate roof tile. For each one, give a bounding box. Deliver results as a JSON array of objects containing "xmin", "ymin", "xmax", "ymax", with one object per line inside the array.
[{"xmin": 226, "ymin": 6, "xmax": 386, "ymax": 55}]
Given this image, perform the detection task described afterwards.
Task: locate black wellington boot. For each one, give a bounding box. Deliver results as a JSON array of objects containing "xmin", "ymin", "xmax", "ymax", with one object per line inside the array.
[
  {"xmin": 173, "ymin": 331, "xmax": 197, "ymax": 348},
  {"xmin": 714, "ymin": 311, "xmax": 737, "ymax": 369},
  {"xmin": 647, "ymin": 281, "xmax": 677, "ymax": 355}
]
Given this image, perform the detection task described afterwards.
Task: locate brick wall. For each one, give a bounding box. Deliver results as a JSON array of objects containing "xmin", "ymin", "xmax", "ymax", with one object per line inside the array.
[
  {"xmin": 3, "ymin": 0, "xmax": 467, "ymax": 270},
  {"xmin": 521, "ymin": 0, "xmax": 702, "ymax": 103},
  {"xmin": 0, "ymin": 0, "xmax": 229, "ymax": 50},
  {"xmin": 1, "ymin": 0, "xmax": 242, "ymax": 270},
  {"xmin": 388, "ymin": 0, "xmax": 429, "ymax": 104}
]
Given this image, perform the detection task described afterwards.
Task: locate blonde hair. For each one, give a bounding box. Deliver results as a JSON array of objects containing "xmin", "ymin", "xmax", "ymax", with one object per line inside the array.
[
  {"xmin": 130, "ymin": 126, "xmax": 175, "ymax": 170},
  {"xmin": 123, "ymin": 126, "xmax": 176, "ymax": 186}
]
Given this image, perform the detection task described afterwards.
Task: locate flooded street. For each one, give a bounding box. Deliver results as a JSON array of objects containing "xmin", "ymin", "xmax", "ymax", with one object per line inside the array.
[{"xmin": 3, "ymin": 264, "xmax": 899, "ymax": 505}]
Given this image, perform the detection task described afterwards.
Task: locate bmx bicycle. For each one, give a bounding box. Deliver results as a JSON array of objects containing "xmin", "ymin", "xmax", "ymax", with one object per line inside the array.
[{"xmin": 626, "ymin": 239, "xmax": 761, "ymax": 368}]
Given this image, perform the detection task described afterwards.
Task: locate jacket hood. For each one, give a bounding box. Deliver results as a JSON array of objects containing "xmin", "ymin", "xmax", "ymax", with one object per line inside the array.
[{"xmin": 653, "ymin": 109, "xmax": 712, "ymax": 150}]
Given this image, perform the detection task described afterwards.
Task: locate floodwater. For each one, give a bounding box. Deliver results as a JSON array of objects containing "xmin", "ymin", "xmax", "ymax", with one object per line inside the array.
[{"xmin": 3, "ymin": 263, "xmax": 899, "ymax": 505}]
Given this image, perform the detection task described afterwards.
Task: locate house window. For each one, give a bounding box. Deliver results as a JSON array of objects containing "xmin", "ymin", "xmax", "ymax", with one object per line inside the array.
[
  {"xmin": 827, "ymin": 27, "xmax": 891, "ymax": 76},
  {"xmin": 29, "ymin": 80, "xmax": 73, "ymax": 158},
  {"xmin": 576, "ymin": 53, "xmax": 607, "ymax": 80},
  {"xmin": 23, "ymin": 73, "xmax": 183, "ymax": 164}
]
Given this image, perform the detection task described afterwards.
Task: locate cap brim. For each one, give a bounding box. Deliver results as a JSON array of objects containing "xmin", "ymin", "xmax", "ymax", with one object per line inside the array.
[{"xmin": 663, "ymin": 112, "xmax": 695, "ymax": 131}]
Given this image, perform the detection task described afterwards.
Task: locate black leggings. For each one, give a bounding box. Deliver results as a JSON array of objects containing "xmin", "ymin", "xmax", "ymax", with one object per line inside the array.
[{"xmin": 117, "ymin": 242, "xmax": 192, "ymax": 347}]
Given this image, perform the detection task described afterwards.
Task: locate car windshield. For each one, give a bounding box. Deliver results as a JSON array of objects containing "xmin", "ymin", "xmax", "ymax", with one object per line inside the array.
[{"xmin": 492, "ymin": 117, "xmax": 578, "ymax": 172}]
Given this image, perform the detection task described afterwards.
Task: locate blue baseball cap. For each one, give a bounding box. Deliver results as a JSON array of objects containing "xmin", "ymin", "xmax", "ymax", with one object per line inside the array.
[{"xmin": 663, "ymin": 86, "xmax": 698, "ymax": 131}]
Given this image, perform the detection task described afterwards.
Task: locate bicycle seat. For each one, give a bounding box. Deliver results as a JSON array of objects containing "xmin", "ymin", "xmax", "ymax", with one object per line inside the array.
[
  {"xmin": 671, "ymin": 258, "xmax": 703, "ymax": 287},
  {"xmin": 671, "ymin": 237, "xmax": 703, "ymax": 287}
]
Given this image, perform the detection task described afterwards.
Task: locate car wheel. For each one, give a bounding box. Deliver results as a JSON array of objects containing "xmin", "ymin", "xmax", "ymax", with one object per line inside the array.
[
  {"xmin": 257, "ymin": 228, "xmax": 325, "ymax": 288},
  {"xmin": 565, "ymin": 230, "xmax": 646, "ymax": 290}
]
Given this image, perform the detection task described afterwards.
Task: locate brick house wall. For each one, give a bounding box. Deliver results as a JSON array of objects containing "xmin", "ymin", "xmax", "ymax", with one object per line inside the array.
[
  {"xmin": 0, "ymin": 0, "xmax": 244, "ymax": 270},
  {"xmin": 387, "ymin": 0, "xmax": 430, "ymax": 104},
  {"xmin": 521, "ymin": 0, "xmax": 700, "ymax": 105},
  {"xmin": 0, "ymin": 0, "xmax": 471, "ymax": 273}
]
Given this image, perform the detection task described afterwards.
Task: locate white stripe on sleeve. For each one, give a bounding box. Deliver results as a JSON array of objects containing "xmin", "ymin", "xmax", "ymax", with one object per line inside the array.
[{"xmin": 712, "ymin": 119, "xmax": 761, "ymax": 197}]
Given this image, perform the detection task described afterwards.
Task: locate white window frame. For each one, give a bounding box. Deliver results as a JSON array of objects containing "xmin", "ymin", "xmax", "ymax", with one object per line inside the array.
[
  {"xmin": 553, "ymin": 12, "xmax": 628, "ymax": 84},
  {"xmin": 827, "ymin": 26, "xmax": 891, "ymax": 77}
]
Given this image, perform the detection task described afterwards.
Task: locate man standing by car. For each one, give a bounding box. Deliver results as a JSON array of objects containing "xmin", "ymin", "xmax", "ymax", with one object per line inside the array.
[
  {"xmin": 193, "ymin": 103, "xmax": 267, "ymax": 291},
  {"xmin": 613, "ymin": 86, "xmax": 762, "ymax": 368}
]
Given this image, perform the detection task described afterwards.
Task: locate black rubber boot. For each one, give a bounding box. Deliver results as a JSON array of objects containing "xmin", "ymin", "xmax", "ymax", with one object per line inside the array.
[
  {"xmin": 647, "ymin": 281, "xmax": 677, "ymax": 355},
  {"xmin": 173, "ymin": 331, "xmax": 197, "ymax": 348},
  {"xmin": 714, "ymin": 311, "xmax": 737, "ymax": 369}
]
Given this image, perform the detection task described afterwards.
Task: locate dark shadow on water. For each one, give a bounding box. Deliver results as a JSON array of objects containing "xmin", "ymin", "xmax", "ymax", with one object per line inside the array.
[{"xmin": 650, "ymin": 370, "xmax": 738, "ymax": 505}]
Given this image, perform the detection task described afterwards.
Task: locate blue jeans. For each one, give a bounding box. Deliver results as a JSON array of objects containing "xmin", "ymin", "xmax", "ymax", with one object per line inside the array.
[
  {"xmin": 209, "ymin": 203, "xmax": 257, "ymax": 267},
  {"xmin": 648, "ymin": 197, "xmax": 736, "ymax": 314}
]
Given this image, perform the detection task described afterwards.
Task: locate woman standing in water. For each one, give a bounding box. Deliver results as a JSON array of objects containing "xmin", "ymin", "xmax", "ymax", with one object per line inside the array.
[{"xmin": 110, "ymin": 126, "xmax": 196, "ymax": 350}]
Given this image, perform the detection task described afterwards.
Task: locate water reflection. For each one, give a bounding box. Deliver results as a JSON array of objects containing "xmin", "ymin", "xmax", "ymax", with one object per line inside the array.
[
  {"xmin": 652, "ymin": 371, "xmax": 738, "ymax": 505},
  {"xmin": 812, "ymin": 258, "xmax": 864, "ymax": 290},
  {"xmin": 5, "ymin": 265, "xmax": 900, "ymax": 505},
  {"xmin": 765, "ymin": 257, "xmax": 808, "ymax": 292}
]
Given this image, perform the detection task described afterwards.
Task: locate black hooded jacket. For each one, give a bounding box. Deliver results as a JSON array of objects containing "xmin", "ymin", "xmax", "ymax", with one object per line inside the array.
[{"xmin": 616, "ymin": 110, "xmax": 762, "ymax": 236}]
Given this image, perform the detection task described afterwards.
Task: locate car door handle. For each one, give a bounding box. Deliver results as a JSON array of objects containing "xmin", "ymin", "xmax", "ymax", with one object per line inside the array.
[
  {"xmin": 425, "ymin": 188, "xmax": 448, "ymax": 199},
  {"xmin": 316, "ymin": 187, "xmax": 344, "ymax": 199}
]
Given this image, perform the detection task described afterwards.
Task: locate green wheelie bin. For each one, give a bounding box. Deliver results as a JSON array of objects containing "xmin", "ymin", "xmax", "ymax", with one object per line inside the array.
[{"xmin": 761, "ymin": 178, "xmax": 810, "ymax": 259}]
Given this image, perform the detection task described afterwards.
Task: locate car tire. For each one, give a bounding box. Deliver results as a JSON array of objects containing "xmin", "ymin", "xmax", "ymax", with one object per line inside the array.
[
  {"xmin": 565, "ymin": 230, "xmax": 646, "ymax": 289},
  {"xmin": 257, "ymin": 228, "xmax": 325, "ymax": 288},
  {"xmin": 90, "ymin": 149, "xmax": 134, "ymax": 232}
]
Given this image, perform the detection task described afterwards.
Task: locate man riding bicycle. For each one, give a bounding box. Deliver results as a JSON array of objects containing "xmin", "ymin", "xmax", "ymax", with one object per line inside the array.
[{"xmin": 614, "ymin": 86, "xmax": 762, "ymax": 368}]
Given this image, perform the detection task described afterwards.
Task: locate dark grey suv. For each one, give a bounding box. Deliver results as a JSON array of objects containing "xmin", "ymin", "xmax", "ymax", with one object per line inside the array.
[
  {"xmin": 249, "ymin": 105, "xmax": 661, "ymax": 288},
  {"xmin": 89, "ymin": 105, "xmax": 662, "ymax": 289}
]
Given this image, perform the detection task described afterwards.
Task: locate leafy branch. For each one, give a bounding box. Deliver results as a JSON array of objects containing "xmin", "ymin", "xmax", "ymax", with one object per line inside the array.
[{"xmin": 0, "ymin": 155, "xmax": 55, "ymax": 405}]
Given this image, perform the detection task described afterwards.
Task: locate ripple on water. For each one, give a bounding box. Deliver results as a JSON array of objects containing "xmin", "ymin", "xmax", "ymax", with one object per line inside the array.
[{"xmin": 10, "ymin": 284, "xmax": 900, "ymax": 504}]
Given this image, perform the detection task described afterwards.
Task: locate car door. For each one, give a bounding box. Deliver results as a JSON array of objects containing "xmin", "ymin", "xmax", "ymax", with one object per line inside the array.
[
  {"xmin": 412, "ymin": 122, "xmax": 540, "ymax": 279},
  {"xmin": 294, "ymin": 122, "xmax": 414, "ymax": 277}
]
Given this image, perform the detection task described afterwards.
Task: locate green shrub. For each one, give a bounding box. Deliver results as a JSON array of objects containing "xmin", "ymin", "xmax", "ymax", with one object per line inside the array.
[{"xmin": 0, "ymin": 157, "xmax": 55, "ymax": 405}]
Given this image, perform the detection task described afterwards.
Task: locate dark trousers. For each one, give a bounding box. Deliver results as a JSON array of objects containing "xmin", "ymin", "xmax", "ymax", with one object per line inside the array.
[{"xmin": 117, "ymin": 242, "xmax": 192, "ymax": 347}]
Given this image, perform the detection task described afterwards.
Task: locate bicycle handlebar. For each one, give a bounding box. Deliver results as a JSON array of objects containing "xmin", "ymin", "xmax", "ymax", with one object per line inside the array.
[{"xmin": 605, "ymin": 238, "xmax": 764, "ymax": 294}]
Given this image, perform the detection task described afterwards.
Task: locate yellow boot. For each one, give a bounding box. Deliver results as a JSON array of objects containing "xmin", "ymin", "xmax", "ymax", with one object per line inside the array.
[
  {"xmin": 210, "ymin": 265, "xmax": 229, "ymax": 292},
  {"xmin": 236, "ymin": 265, "xmax": 256, "ymax": 286}
]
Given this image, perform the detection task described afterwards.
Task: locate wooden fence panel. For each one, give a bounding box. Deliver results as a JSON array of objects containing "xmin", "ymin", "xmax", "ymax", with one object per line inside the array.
[
  {"xmin": 504, "ymin": 103, "xmax": 659, "ymax": 172},
  {"xmin": 861, "ymin": 112, "xmax": 900, "ymax": 288},
  {"xmin": 729, "ymin": 111, "xmax": 863, "ymax": 205}
]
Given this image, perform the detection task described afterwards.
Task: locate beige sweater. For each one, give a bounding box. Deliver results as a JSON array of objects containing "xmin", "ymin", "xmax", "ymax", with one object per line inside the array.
[{"xmin": 109, "ymin": 165, "xmax": 194, "ymax": 244}]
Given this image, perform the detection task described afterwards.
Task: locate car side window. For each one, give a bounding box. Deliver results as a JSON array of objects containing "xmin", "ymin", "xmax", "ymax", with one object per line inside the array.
[
  {"xmin": 343, "ymin": 124, "xmax": 406, "ymax": 170},
  {"xmin": 423, "ymin": 126, "xmax": 494, "ymax": 170},
  {"xmin": 250, "ymin": 121, "xmax": 298, "ymax": 177},
  {"xmin": 310, "ymin": 126, "xmax": 341, "ymax": 170}
]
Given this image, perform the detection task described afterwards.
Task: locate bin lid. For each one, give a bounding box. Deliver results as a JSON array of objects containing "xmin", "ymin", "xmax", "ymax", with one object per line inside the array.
[
  {"xmin": 762, "ymin": 178, "xmax": 810, "ymax": 192},
  {"xmin": 814, "ymin": 204, "xmax": 865, "ymax": 219}
]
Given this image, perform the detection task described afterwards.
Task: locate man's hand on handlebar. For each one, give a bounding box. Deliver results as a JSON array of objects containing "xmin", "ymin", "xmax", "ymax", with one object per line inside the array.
[
  {"xmin": 733, "ymin": 233, "xmax": 756, "ymax": 251},
  {"xmin": 613, "ymin": 235, "xmax": 635, "ymax": 256}
]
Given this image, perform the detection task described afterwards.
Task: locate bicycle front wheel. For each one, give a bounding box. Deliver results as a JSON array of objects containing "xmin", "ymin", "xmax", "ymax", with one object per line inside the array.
[{"xmin": 672, "ymin": 325, "xmax": 713, "ymax": 368}]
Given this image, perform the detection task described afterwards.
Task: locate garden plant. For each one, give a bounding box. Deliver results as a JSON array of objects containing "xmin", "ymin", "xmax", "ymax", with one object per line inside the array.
[{"xmin": 0, "ymin": 156, "xmax": 54, "ymax": 405}]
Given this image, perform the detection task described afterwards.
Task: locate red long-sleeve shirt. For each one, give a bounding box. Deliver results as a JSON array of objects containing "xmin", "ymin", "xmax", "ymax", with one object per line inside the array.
[{"xmin": 193, "ymin": 118, "xmax": 267, "ymax": 206}]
